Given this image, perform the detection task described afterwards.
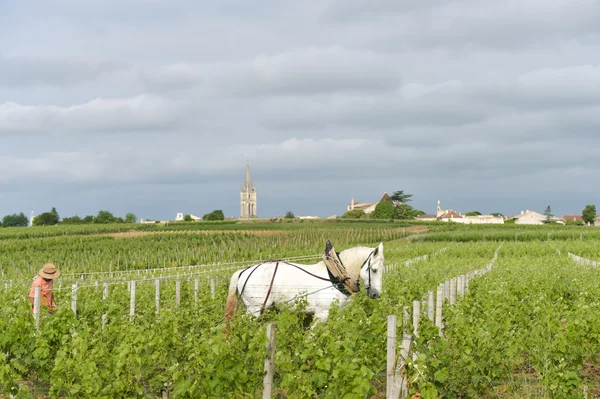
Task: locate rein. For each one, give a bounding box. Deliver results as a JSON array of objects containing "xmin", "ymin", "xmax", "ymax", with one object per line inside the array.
[{"xmin": 238, "ymin": 251, "xmax": 374, "ymax": 304}]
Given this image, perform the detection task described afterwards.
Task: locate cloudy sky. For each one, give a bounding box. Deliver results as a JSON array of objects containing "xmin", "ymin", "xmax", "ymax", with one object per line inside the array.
[{"xmin": 1, "ymin": 0, "xmax": 600, "ymax": 220}]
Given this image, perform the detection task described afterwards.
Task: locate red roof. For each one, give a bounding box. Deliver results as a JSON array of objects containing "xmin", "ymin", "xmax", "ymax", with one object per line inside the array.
[
  {"xmin": 562, "ymin": 215, "xmax": 583, "ymax": 221},
  {"xmin": 439, "ymin": 210, "xmax": 463, "ymax": 219}
]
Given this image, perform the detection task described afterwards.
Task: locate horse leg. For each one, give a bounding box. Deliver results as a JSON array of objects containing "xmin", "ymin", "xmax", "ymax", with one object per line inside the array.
[
  {"xmin": 246, "ymin": 305, "xmax": 263, "ymax": 318},
  {"xmin": 313, "ymin": 311, "xmax": 329, "ymax": 324}
]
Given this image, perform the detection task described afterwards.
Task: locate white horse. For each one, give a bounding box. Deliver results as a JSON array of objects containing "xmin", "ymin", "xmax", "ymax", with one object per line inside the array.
[{"xmin": 225, "ymin": 243, "xmax": 384, "ymax": 323}]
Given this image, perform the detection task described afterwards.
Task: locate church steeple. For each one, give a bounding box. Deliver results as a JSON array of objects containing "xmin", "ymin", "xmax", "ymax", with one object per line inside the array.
[
  {"xmin": 244, "ymin": 162, "xmax": 253, "ymax": 189},
  {"xmin": 240, "ymin": 162, "xmax": 257, "ymax": 219}
]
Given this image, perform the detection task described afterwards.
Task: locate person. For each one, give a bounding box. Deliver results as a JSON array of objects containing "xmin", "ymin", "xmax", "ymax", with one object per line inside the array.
[{"xmin": 28, "ymin": 263, "xmax": 60, "ymax": 312}]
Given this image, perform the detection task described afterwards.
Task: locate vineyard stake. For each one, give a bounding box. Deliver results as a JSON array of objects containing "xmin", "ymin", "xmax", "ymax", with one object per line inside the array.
[
  {"xmin": 449, "ymin": 278, "xmax": 456, "ymax": 305},
  {"xmin": 210, "ymin": 278, "xmax": 216, "ymax": 300},
  {"xmin": 386, "ymin": 315, "xmax": 397, "ymax": 398},
  {"xmin": 176, "ymin": 280, "xmax": 181, "ymax": 308},
  {"xmin": 390, "ymin": 333, "xmax": 413, "ymax": 399},
  {"xmin": 435, "ymin": 285, "xmax": 443, "ymax": 335},
  {"xmin": 129, "ymin": 281, "xmax": 136, "ymax": 318},
  {"xmin": 71, "ymin": 283, "xmax": 78, "ymax": 317},
  {"xmin": 194, "ymin": 278, "xmax": 199, "ymax": 305},
  {"xmin": 102, "ymin": 283, "xmax": 109, "ymax": 330},
  {"xmin": 33, "ymin": 286, "xmax": 41, "ymax": 331},
  {"xmin": 427, "ymin": 290, "xmax": 434, "ymax": 321},
  {"xmin": 263, "ymin": 323, "xmax": 277, "ymax": 399},
  {"xmin": 412, "ymin": 300, "xmax": 420, "ymax": 338},
  {"xmin": 155, "ymin": 279, "xmax": 160, "ymax": 314}
]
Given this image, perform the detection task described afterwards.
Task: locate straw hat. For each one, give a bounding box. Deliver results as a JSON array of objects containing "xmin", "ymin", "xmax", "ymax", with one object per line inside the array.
[{"xmin": 39, "ymin": 263, "xmax": 60, "ymax": 279}]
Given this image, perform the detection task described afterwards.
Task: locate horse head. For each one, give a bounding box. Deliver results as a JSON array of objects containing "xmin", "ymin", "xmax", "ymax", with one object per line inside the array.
[{"xmin": 359, "ymin": 242, "xmax": 384, "ymax": 299}]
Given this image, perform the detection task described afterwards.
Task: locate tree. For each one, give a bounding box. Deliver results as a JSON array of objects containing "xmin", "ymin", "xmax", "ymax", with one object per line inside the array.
[
  {"xmin": 203, "ymin": 210, "xmax": 225, "ymax": 221},
  {"xmin": 389, "ymin": 191, "xmax": 413, "ymax": 204},
  {"xmin": 341, "ymin": 209, "xmax": 366, "ymax": 219},
  {"xmin": 491, "ymin": 213, "xmax": 504, "ymax": 217},
  {"xmin": 83, "ymin": 215, "xmax": 95, "ymax": 223},
  {"xmin": 393, "ymin": 203, "xmax": 418, "ymax": 220},
  {"xmin": 2, "ymin": 213, "xmax": 28, "ymax": 227},
  {"xmin": 50, "ymin": 207, "xmax": 59, "ymax": 221},
  {"xmin": 465, "ymin": 211, "xmax": 482, "ymax": 216},
  {"xmin": 33, "ymin": 212, "xmax": 59, "ymax": 226},
  {"xmin": 370, "ymin": 201, "xmax": 395, "ymax": 219},
  {"xmin": 62, "ymin": 216, "xmax": 83, "ymax": 225},
  {"xmin": 544, "ymin": 206, "xmax": 553, "ymax": 224},
  {"xmin": 95, "ymin": 210, "xmax": 116, "ymax": 224},
  {"xmin": 125, "ymin": 213, "xmax": 137, "ymax": 224},
  {"xmin": 284, "ymin": 211, "xmax": 295, "ymax": 219},
  {"xmin": 582, "ymin": 205, "xmax": 596, "ymax": 225},
  {"xmin": 183, "ymin": 214, "xmax": 193, "ymax": 222}
]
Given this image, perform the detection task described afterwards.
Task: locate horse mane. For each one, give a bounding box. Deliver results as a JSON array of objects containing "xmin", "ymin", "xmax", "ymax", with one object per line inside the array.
[{"xmin": 337, "ymin": 246, "xmax": 374, "ymax": 279}]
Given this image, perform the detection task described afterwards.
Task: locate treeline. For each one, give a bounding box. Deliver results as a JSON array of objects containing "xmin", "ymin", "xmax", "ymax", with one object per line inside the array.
[{"xmin": 0, "ymin": 208, "xmax": 137, "ymax": 228}]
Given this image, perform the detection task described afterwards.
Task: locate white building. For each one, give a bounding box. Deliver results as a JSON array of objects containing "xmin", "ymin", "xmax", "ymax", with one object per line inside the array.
[
  {"xmin": 515, "ymin": 210, "xmax": 546, "ymax": 225},
  {"xmin": 463, "ymin": 215, "xmax": 504, "ymax": 224},
  {"xmin": 175, "ymin": 213, "xmax": 202, "ymax": 221}
]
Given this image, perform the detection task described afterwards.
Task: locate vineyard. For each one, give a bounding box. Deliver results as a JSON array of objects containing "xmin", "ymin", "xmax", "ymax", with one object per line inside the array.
[{"xmin": 1, "ymin": 222, "xmax": 599, "ymax": 398}]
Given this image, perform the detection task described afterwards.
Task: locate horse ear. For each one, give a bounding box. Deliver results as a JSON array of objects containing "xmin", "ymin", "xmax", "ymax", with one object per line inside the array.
[{"xmin": 374, "ymin": 242, "xmax": 383, "ymax": 256}]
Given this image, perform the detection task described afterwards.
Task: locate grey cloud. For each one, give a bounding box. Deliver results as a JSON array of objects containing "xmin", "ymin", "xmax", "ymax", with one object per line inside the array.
[
  {"xmin": 324, "ymin": 0, "xmax": 453, "ymax": 20},
  {"xmin": 366, "ymin": 0, "xmax": 600, "ymax": 51},
  {"xmin": 143, "ymin": 47, "xmax": 403, "ymax": 95},
  {"xmin": 0, "ymin": 94, "xmax": 182, "ymax": 134},
  {"xmin": 0, "ymin": 55, "xmax": 124, "ymax": 88},
  {"xmin": 472, "ymin": 65, "xmax": 600, "ymax": 109},
  {"xmin": 260, "ymin": 81, "xmax": 487, "ymax": 130}
]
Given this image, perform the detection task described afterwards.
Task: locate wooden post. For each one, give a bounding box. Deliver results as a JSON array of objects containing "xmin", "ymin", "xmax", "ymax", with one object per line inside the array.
[
  {"xmin": 194, "ymin": 278, "xmax": 199, "ymax": 305},
  {"xmin": 403, "ymin": 306, "xmax": 410, "ymax": 330},
  {"xmin": 412, "ymin": 300, "xmax": 420, "ymax": 337},
  {"xmin": 210, "ymin": 278, "xmax": 216, "ymax": 300},
  {"xmin": 155, "ymin": 279, "xmax": 160, "ymax": 314},
  {"xmin": 427, "ymin": 290, "xmax": 434, "ymax": 321},
  {"xmin": 33, "ymin": 286, "xmax": 41, "ymax": 330},
  {"xmin": 458, "ymin": 275, "xmax": 465, "ymax": 297},
  {"xmin": 386, "ymin": 315, "xmax": 397, "ymax": 398},
  {"xmin": 176, "ymin": 280, "xmax": 181, "ymax": 308},
  {"xmin": 263, "ymin": 323, "xmax": 277, "ymax": 399},
  {"xmin": 129, "ymin": 281, "xmax": 136, "ymax": 318},
  {"xmin": 390, "ymin": 333, "xmax": 413, "ymax": 399},
  {"xmin": 102, "ymin": 283, "xmax": 109, "ymax": 330},
  {"xmin": 71, "ymin": 283, "xmax": 78, "ymax": 317},
  {"xmin": 435, "ymin": 285, "xmax": 443, "ymax": 335},
  {"xmin": 443, "ymin": 280, "xmax": 450, "ymax": 300},
  {"xmin": 449, "ymin": 278, "xmax": 456, "ymax": 305}
]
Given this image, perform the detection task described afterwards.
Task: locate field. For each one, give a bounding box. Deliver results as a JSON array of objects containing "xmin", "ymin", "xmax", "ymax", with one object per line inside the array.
[{"xmin": 1, "ymin": 221, "xmax": 599, "ymax": 398}]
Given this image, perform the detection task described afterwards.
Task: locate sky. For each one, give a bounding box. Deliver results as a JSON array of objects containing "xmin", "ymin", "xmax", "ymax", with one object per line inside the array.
[{"xmin": 1, "ymin": 0, "xmax": 600, "ymax": 220}]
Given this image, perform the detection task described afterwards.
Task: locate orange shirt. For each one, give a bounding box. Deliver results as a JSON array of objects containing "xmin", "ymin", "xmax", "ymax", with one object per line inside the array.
[{"xmin": 28, "ymin": 277, "xmax": 56, "ymax": 311}]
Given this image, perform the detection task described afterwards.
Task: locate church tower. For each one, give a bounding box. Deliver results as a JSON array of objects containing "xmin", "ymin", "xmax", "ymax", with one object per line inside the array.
[{"xmin": 240, "ymin": 162, "xmax": 257, "ymax": 219}]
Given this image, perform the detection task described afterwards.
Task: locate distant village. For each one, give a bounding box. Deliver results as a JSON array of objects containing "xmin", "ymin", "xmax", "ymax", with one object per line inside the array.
[{"xmin": 141, "ymin": 163, "xmax": 600, "ymax": 227}]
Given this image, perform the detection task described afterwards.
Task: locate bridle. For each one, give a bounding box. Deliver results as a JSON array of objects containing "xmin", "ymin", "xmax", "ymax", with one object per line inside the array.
[{"xmin": 361, "ymin": 251, "xmax": 375, "ymax": 292}]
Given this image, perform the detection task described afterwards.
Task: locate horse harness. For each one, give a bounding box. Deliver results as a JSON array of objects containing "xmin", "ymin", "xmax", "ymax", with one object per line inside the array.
[{"xmin": 237, "ymin": 252, "xmax": 375, "ymax": 313}]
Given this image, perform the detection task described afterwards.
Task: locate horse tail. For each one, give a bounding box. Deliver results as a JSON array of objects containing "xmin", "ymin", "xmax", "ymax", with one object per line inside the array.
[{"xmin": 225, "ymin": 269, "xmax": 243, "ymax": 323}]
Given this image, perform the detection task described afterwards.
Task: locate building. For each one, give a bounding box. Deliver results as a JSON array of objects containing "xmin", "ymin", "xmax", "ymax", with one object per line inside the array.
[
  {"xmin": 240, "ymin": 162, "xmax": 257, "ymax": 219},
  {"xmin": 438, "ymin": 210, "xmax": 464, "ymax": 223},
  {"xmin": 347, "ymin": 192, "xmax": 390, "ymax": 214},
  {"xmin": 415, "ymin": 201, "xmax": 502, "ymax": 224},
  {"xmin": 462, "ymin": 214, "xmax": 504, "ymax": 224},
  {"xmin": 595, "ymin": 215, "xmax": 600, "ymax": 227},
  {"xmin": 175, "ymin": 213, "xmax": 202, "ymax": 221},
  {"xmin": 561, "ymin": 215, "xmax": 583, "ymax": 223},
  {"xmin": 515, "ymin": 210, "xmax": 546, "ymax": 225}
]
